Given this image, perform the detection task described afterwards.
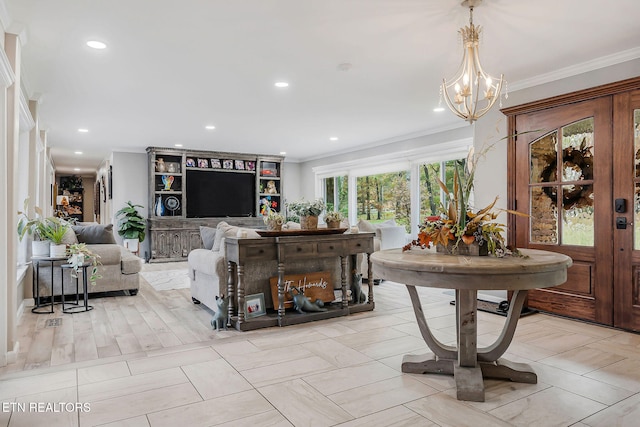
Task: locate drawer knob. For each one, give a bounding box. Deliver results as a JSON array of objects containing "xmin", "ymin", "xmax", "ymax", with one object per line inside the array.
[
  {"xmin": 259, "ymin": 249, "xmax": 264, "ymax": 253},
  {"xmin": 356, "ymin": 243, "xmax": 361, "ymax": 247},
  {"xmin": 297, "ymin": 247, "xmax": 302, "ymax": 252},
  {"xmin": 329, "ymin": 245, "xmax": 334, "ymax": 250}
]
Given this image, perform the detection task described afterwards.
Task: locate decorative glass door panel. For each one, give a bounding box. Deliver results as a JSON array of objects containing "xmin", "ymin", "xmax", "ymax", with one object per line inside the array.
[{"xmin": 514, "ymin": 97, "xmax": 613, "ymax": 324}]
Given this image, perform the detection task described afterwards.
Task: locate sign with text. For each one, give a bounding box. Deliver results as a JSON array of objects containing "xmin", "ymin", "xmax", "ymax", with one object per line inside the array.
[{"xmin": 269, "ymin": 271, "xmax": 335, "ymax": 309}]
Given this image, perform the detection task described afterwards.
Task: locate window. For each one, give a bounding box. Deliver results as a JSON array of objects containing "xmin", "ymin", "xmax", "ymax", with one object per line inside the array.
[
  {"xmin": 419, "ymin": 158, "xmax": 467, "ymax": 221},
  {"xmin": 356, "ymin": 171, "xmax": 410, "ymax": 232},
  {"xmin": 322, "ymin": 175, "xmax": 348, "ymax": 217}
]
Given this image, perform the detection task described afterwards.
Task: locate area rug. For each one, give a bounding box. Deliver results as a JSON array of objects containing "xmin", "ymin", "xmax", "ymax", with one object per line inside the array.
[{"xmin": 140, "ymin": 269, "xmax": 190, "ymax": 291}]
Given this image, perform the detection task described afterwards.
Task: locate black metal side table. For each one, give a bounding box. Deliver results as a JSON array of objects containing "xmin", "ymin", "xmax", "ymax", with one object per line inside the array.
[
  {"xmin": 61, "ymin": 263, "xmax": 94, "ymax": 313},
  {"xmin": 31, "ymin": 256, "xmax": 67, "ymax": 314}
]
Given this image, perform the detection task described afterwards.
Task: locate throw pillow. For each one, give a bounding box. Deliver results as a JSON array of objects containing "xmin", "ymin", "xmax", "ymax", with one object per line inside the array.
[
  {"xmin": 356, "ymin": 219, "xmax": 375, "ymax": 233},
  {"xmin": 72, "ymin": 224, "xmax": 117, "ymax": 244},
  {"xmin": 61, "ymin": 227, "xmax": 78, "ymax": 245},
  {"xmin": 211, "ymin": 221, "xmax": 229, "ymax": 252},
  {"xmin": 199, "ymin": 226, "xmax": 217, "ymax": 250},
  {"xmin": 380, "ymin": 219, "xmax": 397, "ymax": 227}
]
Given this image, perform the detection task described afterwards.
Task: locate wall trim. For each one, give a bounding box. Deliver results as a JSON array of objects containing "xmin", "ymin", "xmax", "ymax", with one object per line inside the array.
[
  {"xmin": 312, "ymin": 138, "xmax": 472, "ymax": 178},
  {"xmin": 0, "ymin": 44, "xmax": 15, "ymax": 88},
  {"xmin": 19, "ymin": 90, "xmax": 35, "ymax": 132},
  {"xmin": 509, "ymin": 47, "xmax": 640, "ymax": 93}
]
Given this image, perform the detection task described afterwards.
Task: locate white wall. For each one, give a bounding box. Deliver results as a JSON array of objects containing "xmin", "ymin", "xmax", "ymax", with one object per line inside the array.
[
  {"xmin": 474, "ymin": 58, "xmax": 640, "ymax": 219},
  {"xmin": 298, "ymin": 126, "xmax": 474, "ymax": 199},
  {"xmin": 282, "ymin": 161, "xmax": 302, "ymax": 203},
  {"xmin": 111, "ymin": 152, "xmax": 149, "ymax": 259}
]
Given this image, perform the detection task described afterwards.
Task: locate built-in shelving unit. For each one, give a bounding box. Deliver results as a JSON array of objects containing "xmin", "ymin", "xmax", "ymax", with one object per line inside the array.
[{"xmin": 146, "ymin": 147, "xmax": 284, "ymax": 262}]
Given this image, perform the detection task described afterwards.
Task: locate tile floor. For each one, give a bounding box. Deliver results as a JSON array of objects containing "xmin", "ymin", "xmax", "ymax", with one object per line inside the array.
[{"xmin": 2, "ymin": 262, "xmax": 640, "ymax": 426}]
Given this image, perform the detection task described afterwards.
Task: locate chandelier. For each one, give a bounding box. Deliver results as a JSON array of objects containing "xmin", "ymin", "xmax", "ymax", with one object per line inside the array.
[{"xmin": 441, "ymin": 0, "xmax": 505, "ymax": 124}]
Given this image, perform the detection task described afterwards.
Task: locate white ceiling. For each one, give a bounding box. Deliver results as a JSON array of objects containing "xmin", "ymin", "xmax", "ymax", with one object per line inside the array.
[{"xmin": 5, "ymin": 0, "xmax": 640, "ymax": 173}]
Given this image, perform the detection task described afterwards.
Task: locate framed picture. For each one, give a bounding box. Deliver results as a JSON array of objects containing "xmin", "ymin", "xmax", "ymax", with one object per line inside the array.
[
  {"xmin": 222, "ymin": 159, "xmax": 234, "ymax": 169},
  {"xmin": 186, "ymin": 158, "xmax": 196, "ymax": 167},
  {"xmin": 210, "ymin": 159, "xmax": 221, "ymax": 168},
  {"xmin": 108, "ymin": 165, "xmax": 113, "ymax": 199},
  {"xmin": 246, "ymin": 161, "xmax": 256, "ymax": 171},
  {"xmin": 198, "ymin": 158, "xmax": 209, "ymax": 168},
  {"xmin": 245, "ymin": 293, "xmax": 266, "ymax": 318},
  {"xmin": 235, "ymin": 160, "xmax": 245, "ymax": 170}
]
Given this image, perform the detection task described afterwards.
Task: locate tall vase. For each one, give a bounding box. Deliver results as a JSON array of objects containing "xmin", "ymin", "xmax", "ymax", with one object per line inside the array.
[{"xmin": 154, "ymin": 195, "xmax": 164, "ymax": 217}]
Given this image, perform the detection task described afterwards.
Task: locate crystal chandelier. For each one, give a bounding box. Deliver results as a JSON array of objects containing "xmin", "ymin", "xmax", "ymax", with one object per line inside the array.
[{"xmin": 441, "ymin": 0, "xmax": 504, "ymax": 124}]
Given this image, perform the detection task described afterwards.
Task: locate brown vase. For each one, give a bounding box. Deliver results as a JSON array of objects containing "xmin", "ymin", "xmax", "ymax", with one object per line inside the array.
[
  {"xmin": 300, "ymin": 215, "xmax": 318, "ymax": 230},
  {"xmin": 436, "ymin": 240, "xmax": 488, "ymax": 256},
  {"xmin": 326, "ymin": 220, "xmax": 341, "ymax": 229}
]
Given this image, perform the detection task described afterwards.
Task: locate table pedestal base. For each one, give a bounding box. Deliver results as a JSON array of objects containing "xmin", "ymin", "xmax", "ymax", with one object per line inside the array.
[{"xmin": 402, "ymin": 352, "xmax": 537, "ymax": 402}]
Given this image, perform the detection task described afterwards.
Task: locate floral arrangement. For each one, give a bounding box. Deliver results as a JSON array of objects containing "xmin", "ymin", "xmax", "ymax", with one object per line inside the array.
[
  {"xmin": 286, "ymin": 198, "xmax": 326, "ymax": 217},
  {"xmin": 404, "ymin": 141, "xmax": 527, "ymax": 257},
  {"xmin": 263, "ymin": 208, "xmax": 285, "ymax": 226},
  {"xmin": 324, "ymin": 211, "xmax": 344, "ymax": 223},
  {"xmin": 66, "ymin": 243, "xmax": 102, "ymax": 285}
]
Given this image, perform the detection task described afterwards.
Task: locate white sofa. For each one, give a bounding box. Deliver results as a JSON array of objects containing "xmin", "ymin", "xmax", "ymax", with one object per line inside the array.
[{"xmin": 356, "ymin": 219, "xmax": 407, "ymax": 279}]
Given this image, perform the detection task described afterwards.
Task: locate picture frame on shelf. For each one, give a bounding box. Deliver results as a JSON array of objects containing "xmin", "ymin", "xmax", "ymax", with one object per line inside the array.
[
  {"xmin": 210, "ymin": 159, "xmax": 221, "ymax": 168},
  {"xmin": 235, "ymin": 160, "xmax": 245, "ymax": 170},
  {"xmin": 186, "ymin": 158, "xmax": 196, "ymax": 167},
  {"xmin": 197, "ymin": 158, "xmax": 209, "ymax": 168},
  {"xmin": 222, "ymin": 160, "xmax": 234, "ymax": 169},
  {"xmin": 246, "ymin": 161, "xmax": 256, "ymax": 171},
  {"xmin": 245, "ymin": 293, "xmax": 266, "ymax": 318}
]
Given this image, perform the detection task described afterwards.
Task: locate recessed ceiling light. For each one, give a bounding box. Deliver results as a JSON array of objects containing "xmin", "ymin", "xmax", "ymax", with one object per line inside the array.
[
  {"xmin": 74, "ymin": 151, "xmax": 83, "ymax": 155},
  {"xmin": 86, "ymin": 40, "xmax": 107, "ymax": 49},
  {"xmin": 274, "ymin": 82, "xmax": 289, "ymax": 88},
  {"xmin": 73, "ymin": 168, "xmax": 80, "ymax": 171},
  {"xmin": 78, "ymin": 128, "xmax": 89, "ymax": 133},
  {"xmin": 433, "ymin": 107, "xmax": 445, "ymax": 112},
  {"xmin": 329, "ymin": 137, "xmax": 339, "ymax": 141},
  {"xmin": 174, "ymin": 143, "xmax": 183, "ymax": 147},
  {"xmin": 205, "ymin": 125, "xmax": 216, "ymax": 130},
  {"xmin": 280, "ymin": 151, "xmax": 287, "ymax": 155}
]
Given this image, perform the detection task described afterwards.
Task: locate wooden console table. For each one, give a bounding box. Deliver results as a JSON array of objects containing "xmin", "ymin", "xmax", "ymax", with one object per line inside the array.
[
  {"xmin": 225, "ymin": 232, "xmax": 375, "ymax": 331},
  {"xmin": 371, "ymin": 247, "xmax": 572, "ymax": 402}
]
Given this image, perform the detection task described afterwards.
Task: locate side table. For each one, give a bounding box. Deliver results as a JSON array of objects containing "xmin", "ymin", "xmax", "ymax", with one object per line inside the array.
[
  {"xmin": 31, "ymin": 256, "xmax": 67, "ymax": 314},
  {"xmin": 61, "ymin": 263, "xmax": 94, "ymax": 313}
]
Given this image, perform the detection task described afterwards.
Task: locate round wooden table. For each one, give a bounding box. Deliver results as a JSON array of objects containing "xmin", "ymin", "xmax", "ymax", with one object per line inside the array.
[{"xmin": 371, "ymin": 247, "xmax": 572, "ymax": 402}]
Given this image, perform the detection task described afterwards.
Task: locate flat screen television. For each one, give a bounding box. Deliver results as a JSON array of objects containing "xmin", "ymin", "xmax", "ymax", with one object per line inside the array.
[{"xmin": 186, "ymin": 170, "xmax": 255, "ymax": 218}]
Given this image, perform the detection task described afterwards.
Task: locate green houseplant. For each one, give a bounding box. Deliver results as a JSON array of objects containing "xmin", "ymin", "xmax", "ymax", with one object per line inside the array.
[
  {"xmin": 286, "ymin": 198, "xmax": 326, "ymax": 230},
  {"xmin": 39, "ymin": 217, "xmax": 72, "ymax": 257},
  {"xmin": 116, "ymin": 201, "xmax": 146, "ymax": 253},
  {"xmin": 66, "ymin": 243, "xmax": 102, "ymax": 285}
]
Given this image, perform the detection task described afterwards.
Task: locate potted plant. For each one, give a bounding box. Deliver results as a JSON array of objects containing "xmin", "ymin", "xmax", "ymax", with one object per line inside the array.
[
  {"xmin": 286, "ymin": 198, "xmax": 326, "ymax": 230},
  {"xmin": 323, "ymin": 211, "xmax": 344, "ymax": 229},
  {"xmin": 17, "ymin": 198, "xmax": 51, "ymax": 257},
  {"xmin": 39, "ymin": 217, "xmax": 72, "ymax": 257},
  {"xmin": 115, "ymin": 201, "xmax": 147, "ymax": 253},
  {"xmin": 263, "ymin": 209, "xmax": 285, "ymax": 231},
  {"xmin": 66, "ymin": 243, "xmax": 102, "ymax": 286}
]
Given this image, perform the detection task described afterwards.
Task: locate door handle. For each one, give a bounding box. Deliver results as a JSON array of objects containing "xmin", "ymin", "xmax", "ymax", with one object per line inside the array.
[{"xmin": 616, "ymin": 217, "xmax": 634, "ymax": 229}]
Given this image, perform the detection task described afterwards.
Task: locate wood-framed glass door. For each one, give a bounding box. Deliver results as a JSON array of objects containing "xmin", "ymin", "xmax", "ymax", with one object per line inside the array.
[
  {"xmin": 513, "ymin": 97, "xmax": 613, "ymax": 324},
  {"xmin": 507, "ymin": 79, "xmax": 640, "ymax": 330},
  {"xmin": 613, "ymin": 89, "xmax": 640, "ymax": 330}
]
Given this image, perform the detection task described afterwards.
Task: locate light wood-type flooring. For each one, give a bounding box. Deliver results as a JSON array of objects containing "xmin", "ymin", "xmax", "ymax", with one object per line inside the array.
[{"xmin": 2, "ymin": 261, "xmax": 640, "ymax": 426}]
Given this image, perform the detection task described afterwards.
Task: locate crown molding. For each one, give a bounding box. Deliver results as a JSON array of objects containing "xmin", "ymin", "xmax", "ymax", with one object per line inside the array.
[
  {"xmin": 0, "ymin": 0, "xmax": 10, "ymax": 34},
  {"xmin": 509, "ymin": 47, "xmax": 640, "ymax": 92},
  {"xmin": 0, "ymin": 44, "xmax": 14, "ymax": 88},
  {"xmin": 19, "ymin": 90, "xmax": 35, "ymax": 132}
]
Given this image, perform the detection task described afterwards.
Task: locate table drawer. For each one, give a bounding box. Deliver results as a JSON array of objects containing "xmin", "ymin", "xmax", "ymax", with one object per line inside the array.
[
  {"xmin": 317, "ymin": 241, "xmax": 345, "ymax": 256},
  {"xmin": 345, "ymin": 237, "xmax": 373, "ymax": 253},
  {"xmin": 241, "ymin": 244, "xmax": 276, "ymax": 260},
  {"xmin": 281, "ymin": 242, "xmax": 316, "ymax": 258}
]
